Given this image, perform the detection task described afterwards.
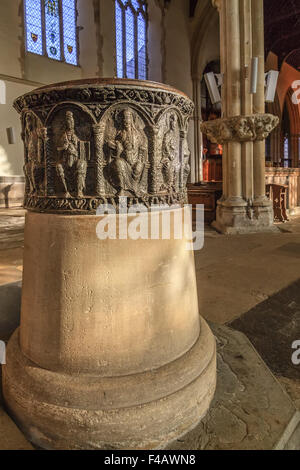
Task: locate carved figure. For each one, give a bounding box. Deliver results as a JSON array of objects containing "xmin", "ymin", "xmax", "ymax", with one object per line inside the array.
[
  {"xmin": 106, "ymin": 109, "xmax": 147, "ymax": 196},
  {"xmin": 182, "ymin": 136, "xmax": 191, "ymax": 187},
  {"xmin": 161, "ymin": 113, "xmax": 179, "ymax": 190},
  {"xmin": 56, "ymin": 111, "xmax": 87, "ymax": 198},
  {"xmin": 24, "ymin": 113, "xmax": 44, "ymax": 195}
]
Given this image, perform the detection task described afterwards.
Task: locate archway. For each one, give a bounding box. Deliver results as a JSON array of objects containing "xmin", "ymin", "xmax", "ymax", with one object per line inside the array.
[{"xmin": 190, "ymin": 0, "xmax": 220, "ymax": 183}]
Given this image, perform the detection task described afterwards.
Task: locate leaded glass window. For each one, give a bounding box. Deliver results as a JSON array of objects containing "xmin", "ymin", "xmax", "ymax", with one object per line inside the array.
[
  {"xmin": 115, "ymin": 0, "xmax": 148, "ymax": 80},
  {"xmin": 25, "ymin": 0, "xmax": 43, "ymax": 56},
  {"xmin": 45, "ymin": 0, "xmax": 61, "ymax": 61},
  {"xmin": 24, "ymin": 0, "xmax": 78, "ymax": 66}
]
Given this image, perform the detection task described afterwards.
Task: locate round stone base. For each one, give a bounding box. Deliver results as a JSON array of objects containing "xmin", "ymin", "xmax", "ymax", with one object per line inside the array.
[{"xmin": 3, "ymin": 318, "xmax": 216, "ymax": 450}]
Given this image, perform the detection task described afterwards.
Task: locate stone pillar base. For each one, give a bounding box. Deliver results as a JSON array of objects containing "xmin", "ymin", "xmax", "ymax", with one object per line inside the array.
[
  {"xmin": 3, "ymin": 208, "xmax": 216, "ymax": 450},
  {"xmin": 212, "ymin": 202, "xmax": 279, "ymax": 235},
  {"xmin": 3, "ymin": 320, "xmax": 216, "ymax": 450}
]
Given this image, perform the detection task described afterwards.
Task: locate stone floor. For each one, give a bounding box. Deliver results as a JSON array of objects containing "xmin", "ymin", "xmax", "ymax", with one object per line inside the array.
[
  {"xmin": 196, "ymin": 216, "xmax": 300, "ymax": 325},
  {"xmin": 0, "ymin": 208, "xmax": 24, "ymax": 286},
  {"xmin": 230, "ymin": 280, "xmax": 300, "ymax": 392},
  {"xmin": 0, "ymin": 209, "xmax": 299, "ymax": 449},
  {"xmin": 167, "ymin": 324, "xmax": 299, "ymax": 450}
]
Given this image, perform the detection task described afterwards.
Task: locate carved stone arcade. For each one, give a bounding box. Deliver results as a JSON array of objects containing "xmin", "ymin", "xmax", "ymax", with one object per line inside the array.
[{"xmin": 15, "ymin": 79, "xmax": 194, "ymax": 213}]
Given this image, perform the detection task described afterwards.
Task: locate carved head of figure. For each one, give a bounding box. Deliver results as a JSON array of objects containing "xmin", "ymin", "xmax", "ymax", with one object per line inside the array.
[
  {"xmin": 122, "ymin": 109, "xmax": 134, "ymax": 131},
  {"xmin": 169, "ymin": 113, "xmax": 177, "ymax": 131},
  {"xmin": 65, "ymin": 111, "xmax": 75, "ymax": 132}
]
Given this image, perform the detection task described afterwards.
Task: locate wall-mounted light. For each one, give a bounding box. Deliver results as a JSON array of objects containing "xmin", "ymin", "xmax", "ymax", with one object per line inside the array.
[
  {"xmin": 204, "ymin": 64, "xmax": 279, "ymax": 105},
  {"xmin": 250, "ymin": 57, "xmax": 258, "ymax": 94},
  {"xmin": 265, "ymin": 70, "xmax": 279, "ymax": 103},
  {"xmin": 6, "ymin": 127, "xmax": 16, "ymax": 145},
  {"xmin": 204, "ymin": 72, "xmax": 222, "ymax": 105}
]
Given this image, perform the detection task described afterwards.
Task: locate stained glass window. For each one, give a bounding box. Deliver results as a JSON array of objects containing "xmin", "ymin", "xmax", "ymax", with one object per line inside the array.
[
  {"xmin": 62, "ymin": 0, "xmax": 77, "ymax": 65},
  {"xmin": 283, "ymin": 135, "xmax": 290, "ymax": 168},
  {"xmin": 115, "ymin": 0, "xmax": 123, "ymax": 78},
  {"xmin": 24, "ymin": 0, "xmax": 78, "ymax": 66},
  {"xmin": 137, "ymin": 12, "xmax": 147, "ymax": 80},
  {"xmin": 25, "ymin": 0, "xmax": 43, "ymax": 56},
  {"xmin": 115, "ymin": 0, "xmax": 148, "ymax": 80},
  {"xmin": 45, "ymin": 0, "xmax": 61, "ymax": 61}
]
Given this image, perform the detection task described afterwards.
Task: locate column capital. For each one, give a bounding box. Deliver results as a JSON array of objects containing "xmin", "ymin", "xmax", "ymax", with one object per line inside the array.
[
  {"xmin": 201, "ymin": 113, "xmax": 280, "ymax": 144},
  {"xmin": 92, "ymin": 122, "xmax": 105, "ymax": 133},
  {"xmin": 145, "ymin": 123, "xmax": 160, "ymax": 135}
]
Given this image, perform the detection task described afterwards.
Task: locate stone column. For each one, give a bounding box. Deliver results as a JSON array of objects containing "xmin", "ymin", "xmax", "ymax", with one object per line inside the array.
[
  {"xmin": 3, "ymin": 79, "xmax": 216, "ymax": 450},
  {"xmin": 252, "ymin": 0, "xmax": 271, "ymax": 207},
  {"xmin": 40, "ymin": 127, "xmax": 49, "ymax": 196},
  {"xmin": 201, "ymin": 0, "xmax": 279, "ymax": 234},
  {"xmin": 218, "ymin": 0, "xmax": 228, "ymax": 200},
  {"xmin": 224, "ymin": 0, "xmax": 244, "ymax": 206},
  {"xmin": 146, "ymin": 124, "xmax": 160, "ymax": 195},
  {"xmin": 240, "ymin": 0, "xmax": 254, "ymax": 202},
  {"xmin": 93, "ymin": 122, "xmax": 106, "ymax": 196},
  {"xmin": 44, "ymin": 126, "xmax": 54, "ymax": 196},
  {"xmin": 192, "ymin": 76, "xmax": 203, "ymax": 183},
  {"xmin": 180, "ymin": 129, "xmax": 188, "ymax": 190}
]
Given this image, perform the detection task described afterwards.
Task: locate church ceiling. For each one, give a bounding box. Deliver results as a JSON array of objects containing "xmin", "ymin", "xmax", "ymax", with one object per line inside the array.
[{"xmin": 264, "ymin": 0, "xmax": 300, "ymax": 70}]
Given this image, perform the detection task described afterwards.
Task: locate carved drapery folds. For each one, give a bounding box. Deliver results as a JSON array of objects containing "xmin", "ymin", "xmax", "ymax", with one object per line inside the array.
[
  {"xmin": 200, "ymin": 113, "xmax": 280, "ymax": 145},
  {"xmin": 22, "ymin": 112, "xmax": 47, "ymax": 197},
  {"xmin": 15, "ymin": 80, "xmax": 194, "ymax": 214}
]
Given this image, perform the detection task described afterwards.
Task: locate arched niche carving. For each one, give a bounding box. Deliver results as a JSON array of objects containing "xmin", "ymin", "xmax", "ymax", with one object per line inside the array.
[
  {"xmin": 156, "ymin": 109, "xmax": 182, "ymax": 193},
  {"xmin": 22, "ymin": 111, "xmax": 47, "ymax": 197},
  {"xmin": 101, "ymin": 106, "xmax": 149, "ymax": 198},
  {"xmin": 46, "ymin": 105, "xmax": 95, "ymax": 197}
]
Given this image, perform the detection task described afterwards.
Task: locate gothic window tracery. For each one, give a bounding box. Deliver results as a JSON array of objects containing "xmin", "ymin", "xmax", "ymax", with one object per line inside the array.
[
  {"xmin": 115, "ymin": 0, "xmax": 148, "ymax": 80},
  {"xmin": 24, "ymin": 0, "xmax": 78, "ymax": 66}
]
